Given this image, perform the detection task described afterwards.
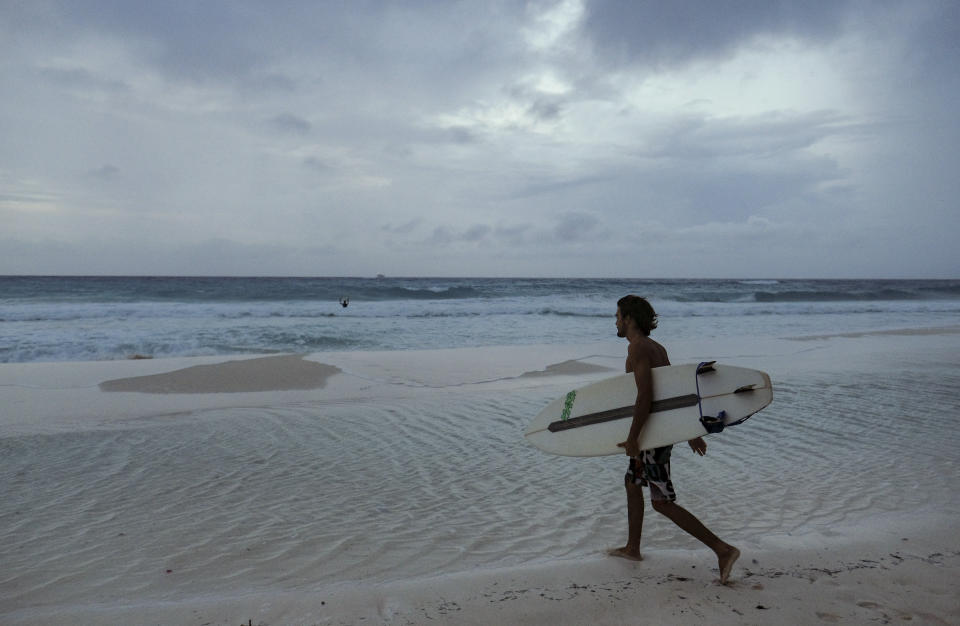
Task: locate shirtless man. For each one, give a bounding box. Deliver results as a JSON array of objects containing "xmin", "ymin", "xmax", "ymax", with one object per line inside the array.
[{"xmin": 609, "ymin": 295, "xmax": 740, "ymax": 584}]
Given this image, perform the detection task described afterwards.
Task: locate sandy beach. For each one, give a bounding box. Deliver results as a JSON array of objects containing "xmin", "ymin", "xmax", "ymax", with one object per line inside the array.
[{"xmin": 2, "ymin": 330, "xmax": 959, "ymax": 624}]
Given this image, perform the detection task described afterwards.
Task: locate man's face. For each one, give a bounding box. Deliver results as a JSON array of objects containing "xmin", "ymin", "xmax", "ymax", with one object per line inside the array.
[{"xmin": 616, "ymin": 307, "xmax": 627, "ymax": 338}]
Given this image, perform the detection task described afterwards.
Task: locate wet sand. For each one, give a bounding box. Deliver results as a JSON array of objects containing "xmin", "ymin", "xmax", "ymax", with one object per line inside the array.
[{"xmin": 2, "ymin": 332, "xmax": 958, "ymax": 624}]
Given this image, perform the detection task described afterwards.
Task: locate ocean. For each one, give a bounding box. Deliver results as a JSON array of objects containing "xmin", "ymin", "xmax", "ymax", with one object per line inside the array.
[{"xmin": 2, "ymin": 276, "xmax": 959, "ymax": 363}]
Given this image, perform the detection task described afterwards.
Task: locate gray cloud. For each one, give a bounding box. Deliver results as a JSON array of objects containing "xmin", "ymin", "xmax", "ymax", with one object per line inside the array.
[
  {"xmin": 302, "ymin": 157, "xmax": 332, "ymax": 173},
  {"xmin": 427, "ymin": 224, "xmax": 494, "ymax": 246},
  {"xmin": 0, "ymin": 0, "xmax": 957, "ymax": 278},
  {"xmin": 382, "ymin": 218, "xmax": 424, "ymax": 235},
  {"xmin": 271, "ymin": 113, "xmax": 312, "ymax": 135},
  {"xmin": 640, "ymin": 111, "xmax": 857, "ymax": 160},
  {"xmin": 462, "ymin": 224, "xmax": 492, "ymax": 242},
  {"xmin": 445, "ymin": 127, "xmax": 480, "ymax": 145},
  {"xmin": 38, "ymin": 66, "xmax": 129, "ymax": 93},
  {"xmin": 513, "ymin": 174, "xmax": 616, "ymax": 200},
  {"xmin": 579, "ymin": 0, "xmax": 855, "ymax": 69},
  {"xmin": 87, "ymin": 164, "xmax": 121, "ymax": 180},
  {"xmin": 553, "ymin": 212, "xmax": 600, "ymax": 242}
]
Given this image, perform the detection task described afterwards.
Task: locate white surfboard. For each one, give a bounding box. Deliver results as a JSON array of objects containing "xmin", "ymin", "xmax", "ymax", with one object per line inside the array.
[{"xmin": 525, "ymin": 362, "xmax": 772, "ymax": 457}]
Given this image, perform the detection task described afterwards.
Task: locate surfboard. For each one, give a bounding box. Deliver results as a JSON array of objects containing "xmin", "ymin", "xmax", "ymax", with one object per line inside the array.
[{"xmin": 525, "ymin": 361, "xmax": 772, "ymax": 457}]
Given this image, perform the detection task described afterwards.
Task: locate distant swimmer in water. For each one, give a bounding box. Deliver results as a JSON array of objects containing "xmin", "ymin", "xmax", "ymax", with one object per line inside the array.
[{"xmin": 340, "ymin": 297, "xmax": 350, "ymax": 308}]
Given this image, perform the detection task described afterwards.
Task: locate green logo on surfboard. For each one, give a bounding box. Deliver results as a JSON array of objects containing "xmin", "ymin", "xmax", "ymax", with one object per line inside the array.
[{"xmin": 560, "ymin": 390, "xmax": 576, "ymax": 420}]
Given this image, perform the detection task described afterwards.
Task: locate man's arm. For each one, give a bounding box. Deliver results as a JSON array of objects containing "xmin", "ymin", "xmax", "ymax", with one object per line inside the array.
[
  {"xmin": 623, "ymin": 353, "xmax": 653, "ymax": 458},
  {"xmin": 689, "ymin": 436, "xmax": 706, "ymax": 455}
]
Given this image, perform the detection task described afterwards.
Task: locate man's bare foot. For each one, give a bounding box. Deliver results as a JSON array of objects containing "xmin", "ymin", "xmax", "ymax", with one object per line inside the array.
[
  {"xmin": 608, "ymin": 547, "xmax": 643, "ymax": 561},
  {"xmin": 718, "ymin": 546, "xmax": 740, "ymax": 584}
]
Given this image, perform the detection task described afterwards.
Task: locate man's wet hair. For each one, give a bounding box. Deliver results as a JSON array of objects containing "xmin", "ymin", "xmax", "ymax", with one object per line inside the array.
[{"xmin": 617, "ymin": 295, "xmax": 658, "ymax": 336}]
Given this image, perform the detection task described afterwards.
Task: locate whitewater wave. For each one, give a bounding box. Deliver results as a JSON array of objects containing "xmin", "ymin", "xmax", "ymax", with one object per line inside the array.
[
  {"xmin": 3, "ymin": 276, "xmax": 959, "ymax": 363},
  {"xmin": 754, "ymin": 288, "xmax": 920, "ymax": 303}
]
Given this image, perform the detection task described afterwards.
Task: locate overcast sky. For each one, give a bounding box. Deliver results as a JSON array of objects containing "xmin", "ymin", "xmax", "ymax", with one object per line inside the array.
[{"xmin": 1, "ymin": 1, "xmax": 957, "ymax": 278}]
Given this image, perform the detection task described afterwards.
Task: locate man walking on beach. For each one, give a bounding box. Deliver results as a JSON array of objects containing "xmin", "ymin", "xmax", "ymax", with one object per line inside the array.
[{"xmin": 610, "ymin": 295, "xmax": 740, "ymax": 584}]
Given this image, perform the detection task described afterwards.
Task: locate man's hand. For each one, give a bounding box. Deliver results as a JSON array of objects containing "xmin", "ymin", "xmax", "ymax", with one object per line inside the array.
[
  {"xmin": 688, "ymin": 437, "xmax": 706, "ymax": 456},
  {"xmin": 617, "ymin": 439, "xmax": 641, "ymax": 458}
]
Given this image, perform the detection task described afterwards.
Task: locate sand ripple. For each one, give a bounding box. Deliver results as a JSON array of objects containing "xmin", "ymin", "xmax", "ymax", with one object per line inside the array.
[{"xmin": 2, "ymin": 361, "xmax": 958, "ymax": 612}]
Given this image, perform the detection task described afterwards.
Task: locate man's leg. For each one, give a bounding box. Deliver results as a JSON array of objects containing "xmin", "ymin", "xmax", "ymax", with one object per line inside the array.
[
  {"xmin": 651, "ymin": 499, "xmax": 740, "ymax": 583},
  {"xmin": 609, "ymin": 461, "xmax": 645, "ymax": 560}
]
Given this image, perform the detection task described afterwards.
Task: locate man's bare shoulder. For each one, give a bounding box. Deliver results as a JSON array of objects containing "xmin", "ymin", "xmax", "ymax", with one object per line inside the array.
[{"xmin": 628, "ymin": 337, "xmax": 670, "ymax": 369}]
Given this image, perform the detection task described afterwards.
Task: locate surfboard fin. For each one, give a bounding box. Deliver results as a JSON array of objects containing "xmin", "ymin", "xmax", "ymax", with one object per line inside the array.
[
  {"xmin": 734, "ymin": 384, "xmax": 758, "ymax": 393},
  {"xmin": 696, "ymin": 361, "xmax": 717, "ymax": 374}
]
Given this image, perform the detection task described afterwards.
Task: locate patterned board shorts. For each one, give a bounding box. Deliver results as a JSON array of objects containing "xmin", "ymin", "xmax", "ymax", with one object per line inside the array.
[{"xmin": 626, "ymin": 445, "xmax": 677, "ymax": 502}]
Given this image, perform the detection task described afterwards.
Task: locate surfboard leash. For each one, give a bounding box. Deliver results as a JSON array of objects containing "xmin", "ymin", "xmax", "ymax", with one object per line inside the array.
[{"xmin": 696, "ymin": 361, "xmax": 727, "ymax": 434}]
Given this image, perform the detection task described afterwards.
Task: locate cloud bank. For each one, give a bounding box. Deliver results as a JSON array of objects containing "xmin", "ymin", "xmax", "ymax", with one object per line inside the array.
[{"xmin": 1, "ymin": 0, "xmax": 957, "ymax": 277}]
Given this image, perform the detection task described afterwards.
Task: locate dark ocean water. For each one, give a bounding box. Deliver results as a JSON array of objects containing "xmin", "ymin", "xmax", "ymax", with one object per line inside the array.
[{"xmin": 2, "ymin": 276, "xmax": 958, "ymax": 362}]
